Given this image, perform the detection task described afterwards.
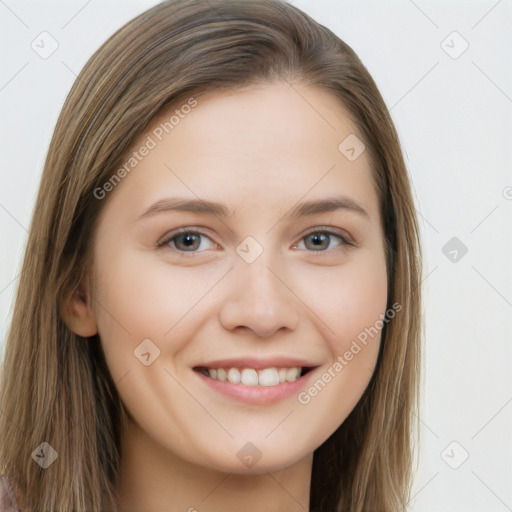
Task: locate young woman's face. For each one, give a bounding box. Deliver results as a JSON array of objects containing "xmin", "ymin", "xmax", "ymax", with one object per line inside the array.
[{"xmin": 90, "ymin": 82, "xmax": 388, "ymax": 473}]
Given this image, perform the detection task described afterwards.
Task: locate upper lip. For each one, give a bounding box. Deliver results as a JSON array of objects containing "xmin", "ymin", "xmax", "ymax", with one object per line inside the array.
[{"xmin": 193, "ymin": 356, "xmax": 320, "ymax": 370}]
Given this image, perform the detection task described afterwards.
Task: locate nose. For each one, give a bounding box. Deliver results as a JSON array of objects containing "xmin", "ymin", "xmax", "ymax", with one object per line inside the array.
[{"xmin": 219, "ymin": 250, "xmax": 300, "ymax": 338}]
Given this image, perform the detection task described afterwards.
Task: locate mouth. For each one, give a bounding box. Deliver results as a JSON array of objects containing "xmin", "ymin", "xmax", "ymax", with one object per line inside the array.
[
  {"xmin": 193, "ymin": 366, "xmax": 315, "ymax": 386},
  {"xmin": 192, "ymin": 361, "xmax": 319, "ymax": 405}
]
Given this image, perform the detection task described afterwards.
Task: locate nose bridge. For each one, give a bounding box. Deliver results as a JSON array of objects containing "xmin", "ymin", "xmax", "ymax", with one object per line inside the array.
[
  {"xmin": 219, "ymin": 241, "xmax": 300, "ymax": 337},
  {"xmin": 242, "ymin": 247, "xmax": 282, "ymax": 302}
]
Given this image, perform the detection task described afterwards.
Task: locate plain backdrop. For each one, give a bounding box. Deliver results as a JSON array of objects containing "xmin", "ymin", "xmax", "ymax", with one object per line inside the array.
[{"xmin": 1, "ymin": 1, "xmax": 511, "ymax": 510}]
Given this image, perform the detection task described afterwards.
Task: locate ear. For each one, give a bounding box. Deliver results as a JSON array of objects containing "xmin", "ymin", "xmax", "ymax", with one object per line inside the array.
[{"xmin": 60, "ymin": 278, "xmax": 98, "ymax": 337}]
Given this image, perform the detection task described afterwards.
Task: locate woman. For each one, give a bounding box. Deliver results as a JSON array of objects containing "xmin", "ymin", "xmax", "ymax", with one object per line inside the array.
[{"xmin": 0, "ymin": 1, "xmax": 422, "ymax": 510}]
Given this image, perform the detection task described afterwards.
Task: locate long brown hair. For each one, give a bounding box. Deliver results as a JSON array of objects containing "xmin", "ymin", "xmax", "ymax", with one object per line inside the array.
[{"xmin": 0, "ymin": 1, "xmax": 422, "ymax": 510}]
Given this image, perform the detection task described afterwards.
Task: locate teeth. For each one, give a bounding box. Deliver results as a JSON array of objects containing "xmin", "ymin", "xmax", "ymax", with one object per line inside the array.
[
  {"xmin": 202, "ymin": 366, "xmax": 303, "ymax": 386},
  {"xmin": 258, "ymin": 368, "xmax": 279, "ymax": 386},
  {"xmin": 227, "ymin": 368, "xmax": 241, "ymax": 384},
  {"xmin": 286, "ymin": 367, "xmax": 300, "ymax": 382},
  {"xmin": 240, "ymin": 368, "xmax": 258, "ymax": 386}
]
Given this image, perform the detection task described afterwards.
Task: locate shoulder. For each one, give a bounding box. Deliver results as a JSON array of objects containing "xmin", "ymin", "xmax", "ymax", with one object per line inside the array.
[{"xmin": 0, "ymin": 473, "xmax": 21, "ymax": 512}]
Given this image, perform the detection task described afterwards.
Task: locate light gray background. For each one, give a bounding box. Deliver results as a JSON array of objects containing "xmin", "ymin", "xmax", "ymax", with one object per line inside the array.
[{"xmin": 1, "ymin": 1, "xmax": 511, "ymax": 510}]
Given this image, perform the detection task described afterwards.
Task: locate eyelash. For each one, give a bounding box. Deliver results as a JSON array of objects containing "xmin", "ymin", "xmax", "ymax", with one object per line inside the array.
[{"xmin": 156, "ymin": 226, "xmax": 354, "ymax": 255}]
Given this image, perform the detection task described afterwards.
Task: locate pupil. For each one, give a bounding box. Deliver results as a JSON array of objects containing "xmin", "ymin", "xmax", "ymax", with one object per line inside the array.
[
  {"xmin": 180, "ymin": 234, "xmax": 198, "ymax": 249},
  {"xmin": 310, "ymin": 233, "xmax": 327, "ymax": 249}
]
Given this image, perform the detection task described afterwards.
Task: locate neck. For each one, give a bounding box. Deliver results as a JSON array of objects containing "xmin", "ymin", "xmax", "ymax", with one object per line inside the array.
[{"xmin": 114, "ymin": 418, "xmax": 312, "ymax": 512}]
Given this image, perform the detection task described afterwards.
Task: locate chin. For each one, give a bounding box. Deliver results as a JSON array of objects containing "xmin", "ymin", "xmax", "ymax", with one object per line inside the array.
[{"xmin": 196, "ymin": 443, "xmax": 313, "ymax": 475}]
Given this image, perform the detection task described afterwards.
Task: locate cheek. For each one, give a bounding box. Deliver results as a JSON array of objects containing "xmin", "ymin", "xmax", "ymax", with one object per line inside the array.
[
  {"xmin": 93, "ymin": 248, "xmax": 209, "ymax": 338},
  {"xmin": 333, "ymin": 258, "xmax": 387, "ymax": 372},
  {"xmin": 91, "ymin": 247, "xmax": 220, "ymax": 379},
  {"xmin": 335, "ymin": 262, "xmax": 388, "ymax": 347},
  {"xmin": 298, "ymin": 249, "xmax": 388, "ymax": 353},
  {"xmin": 293, "ymin": 251, "xmax": 388, "ymax": 428}
]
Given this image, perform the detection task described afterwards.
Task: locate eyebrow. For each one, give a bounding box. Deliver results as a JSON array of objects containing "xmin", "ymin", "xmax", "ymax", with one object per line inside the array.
[{"xmin": 138, "ymin": 195, "xmax": 370, "ymax": 221}]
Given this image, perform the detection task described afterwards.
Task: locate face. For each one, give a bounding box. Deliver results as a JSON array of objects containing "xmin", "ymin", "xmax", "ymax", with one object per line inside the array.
[{"xmin": 89, "ymin": 81, "xmax": 388, "ymax": 474}]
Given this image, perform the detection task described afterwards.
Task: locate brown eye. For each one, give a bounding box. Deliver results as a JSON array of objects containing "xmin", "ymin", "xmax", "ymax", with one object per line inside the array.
[
  {"xmin": 304, "ymin": 232, "xmax": 331, "ymax": 251},
  {"xmin": 157, "ymin": 229, "xmax": 216, "ymax": 253},
  {"xmin": 173, "ymin": 233, "xmax": 202, "ymax": 251},
  {"xmin": 296, "ymin": 229, "xmax": 351, "ymax": 253}
]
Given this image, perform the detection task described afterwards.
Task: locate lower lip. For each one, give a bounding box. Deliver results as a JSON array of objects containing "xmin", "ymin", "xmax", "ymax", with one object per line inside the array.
[{"xmin": 194, "ymin": 369, "xmax": 317, "ymax": 405}]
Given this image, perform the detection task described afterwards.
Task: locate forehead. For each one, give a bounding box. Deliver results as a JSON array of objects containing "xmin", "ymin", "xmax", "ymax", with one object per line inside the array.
[
  {"xmin": 98, "ymin": 82, "xmax": 379, "ymax": 225},
  {"xmin": 150, "ymin": 82, "xmax": 361, "ymax": 157}
]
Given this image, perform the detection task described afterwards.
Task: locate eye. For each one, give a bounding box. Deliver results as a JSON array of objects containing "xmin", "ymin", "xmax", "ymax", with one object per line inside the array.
[
  {"xmin": 157, "ymin": 228, "xmax": 216, "ymax": 253},
  {"xmin": 157, "ymin": 227, "xmax": 353, "ymax": 255},
  {"xmin": 294, "ymin": 229, "xmax": 352, "ymax": 253}
]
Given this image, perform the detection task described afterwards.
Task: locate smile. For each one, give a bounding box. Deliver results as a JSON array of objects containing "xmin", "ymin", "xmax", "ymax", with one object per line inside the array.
[
  {"xmin": 195, "ymin": 366, "xmax": 314, "ymax": 386},
  {"xmin": 193, "ymin": 363, "xmax": 318, "ymax": 405}
]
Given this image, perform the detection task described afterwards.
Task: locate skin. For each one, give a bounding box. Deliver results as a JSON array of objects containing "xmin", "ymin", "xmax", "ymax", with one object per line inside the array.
[{"xmin": 65, "ymin": 81, "xmax": 388, "ymax": 512}]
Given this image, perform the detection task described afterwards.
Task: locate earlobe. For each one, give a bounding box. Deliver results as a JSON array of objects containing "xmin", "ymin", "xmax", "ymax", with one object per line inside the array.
[{"xmin": 60, "ymin": 280, "xmax": 98, "ymax": 337}]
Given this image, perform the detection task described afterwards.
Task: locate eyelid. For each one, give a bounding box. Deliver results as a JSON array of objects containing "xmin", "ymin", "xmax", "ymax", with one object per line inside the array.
[
  {"xmin": 156, "ymin": 226, "xmax": 215, "ymax": 249},
  {"xmin": 156, "ymin": 225, "xmax": 356, "ymax": 252},
  {"xmin": 299, "ymin": 225, "xmax": 355, "ymax": 246}
]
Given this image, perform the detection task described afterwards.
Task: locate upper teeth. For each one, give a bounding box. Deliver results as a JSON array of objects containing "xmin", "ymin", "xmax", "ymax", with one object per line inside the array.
[{"xmin": 204, "ymin": 367, "xmax": 301, "ymax": 386}]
